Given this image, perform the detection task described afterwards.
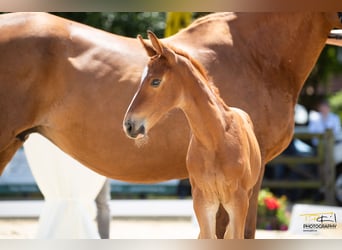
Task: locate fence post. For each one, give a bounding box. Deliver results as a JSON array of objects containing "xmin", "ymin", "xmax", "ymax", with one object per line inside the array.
[{"xmin": 324, "ymin": 129, "xmax": 336, "ymax": 205}]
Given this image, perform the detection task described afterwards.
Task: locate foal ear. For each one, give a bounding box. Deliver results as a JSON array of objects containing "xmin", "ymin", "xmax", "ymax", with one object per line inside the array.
[
  {"xmin": 147, "ymin": 31, "xmax": 164, "ymax": 56},
  {"xmin": 147, "ymin": 31, "xmax": 177, "ymax": 64},
  {"xmin": 137, "ymin": 34, "xmax": 157, "ymax": 57}
]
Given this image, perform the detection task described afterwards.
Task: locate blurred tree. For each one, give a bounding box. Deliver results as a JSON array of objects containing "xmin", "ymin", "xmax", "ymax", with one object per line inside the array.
[
  {"xmin": 52, "ymin": 12, "xmax": 166, "ymax": 38},
  {"xmin": 329, "ymin": 90, "xmax": 342, "ymax": 119},
  {"xmin": 164, "ymin": 12, "xmax": 192, "ymax": 37},
  {"xmin": 52, "ymin": 12, "xmax": 211, "ymax": 38},
  {"xmin": 299, "ymin": 45, "xmax": 342, "ymax": 111}
]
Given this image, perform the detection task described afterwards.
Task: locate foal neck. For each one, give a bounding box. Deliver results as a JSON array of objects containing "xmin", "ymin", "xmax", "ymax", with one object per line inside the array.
[{"xmin": 179, "ymin": 61, "xmax": 231, "ymax": 149}]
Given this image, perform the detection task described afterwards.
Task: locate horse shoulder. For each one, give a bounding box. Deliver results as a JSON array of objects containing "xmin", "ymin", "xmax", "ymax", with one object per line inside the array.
[{"xmin": 229, "ymin": 107, "xmax": 262, "ymax": 182}]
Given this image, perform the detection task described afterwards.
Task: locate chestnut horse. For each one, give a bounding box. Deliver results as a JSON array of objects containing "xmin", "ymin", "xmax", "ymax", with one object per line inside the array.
[
  {"xmin": 124, "ymin": 32, "xmax": 262, "ymax": 239},
  {"xmin": 0, "ymin": 12, "xmax": 341, "ymax": 238}
]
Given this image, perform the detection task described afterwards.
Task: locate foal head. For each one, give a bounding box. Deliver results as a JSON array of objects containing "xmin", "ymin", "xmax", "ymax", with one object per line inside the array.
[{"xmin": 123, "ymin": 31, "xmax": 192, "ymax": 139}]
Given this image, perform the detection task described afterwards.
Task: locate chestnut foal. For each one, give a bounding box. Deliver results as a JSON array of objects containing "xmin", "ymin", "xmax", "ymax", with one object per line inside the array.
[{"xmin": 123, "ymin": 32, "xmax": 261, "ymax": 239}]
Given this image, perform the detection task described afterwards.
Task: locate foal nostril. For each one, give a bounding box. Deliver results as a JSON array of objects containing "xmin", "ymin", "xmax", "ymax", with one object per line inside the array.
[
  {"xmin": 124, "ymin": 119, "xmax": 145, "ymax": 139},
  {"xmin": 124, "ymin": 120, "xmax": 134, "ymax": 134}
]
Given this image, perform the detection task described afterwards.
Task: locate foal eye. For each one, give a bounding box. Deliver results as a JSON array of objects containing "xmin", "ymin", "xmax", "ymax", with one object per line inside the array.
[{"xmin": 151, "ymin": 79, "xmax": 161, "ymax": 87}]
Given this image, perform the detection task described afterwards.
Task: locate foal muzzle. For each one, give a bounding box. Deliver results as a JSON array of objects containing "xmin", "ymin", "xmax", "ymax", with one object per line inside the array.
[{"xmin": 124, "ymin": 119, "xmax": 146, "ymax": 139}]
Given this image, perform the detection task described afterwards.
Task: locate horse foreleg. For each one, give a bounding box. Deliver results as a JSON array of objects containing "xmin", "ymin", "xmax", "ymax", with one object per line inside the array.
[{"xmin": 244, "ymin": 164, "xmax": 265, "ymax": 239}]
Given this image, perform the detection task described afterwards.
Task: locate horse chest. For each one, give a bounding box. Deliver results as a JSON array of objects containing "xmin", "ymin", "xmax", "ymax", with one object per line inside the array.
[{"xmin": 186, "ymin": 142, "xmax": 244, "ymax": 185}]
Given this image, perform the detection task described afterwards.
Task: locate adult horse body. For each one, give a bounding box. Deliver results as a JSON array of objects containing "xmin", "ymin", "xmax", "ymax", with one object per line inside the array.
[{"xmin": 0, "ymin": 12, "xmax": 341, "ymax": 238}]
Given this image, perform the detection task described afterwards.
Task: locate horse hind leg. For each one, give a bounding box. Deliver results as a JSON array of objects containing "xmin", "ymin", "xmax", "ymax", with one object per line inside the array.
[{"xmin": 244, "ymin": 164, "xmax": 265, "ymax": 239}]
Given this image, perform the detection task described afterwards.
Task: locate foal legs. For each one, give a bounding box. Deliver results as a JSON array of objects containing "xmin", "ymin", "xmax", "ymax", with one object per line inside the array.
[
  {"xmin": 192, "ymin": 187, "xmax": 220, "ymax": 239},
  {"xmin": 223, "ymin": 189, "xmax": 249, "ymax": 239}
]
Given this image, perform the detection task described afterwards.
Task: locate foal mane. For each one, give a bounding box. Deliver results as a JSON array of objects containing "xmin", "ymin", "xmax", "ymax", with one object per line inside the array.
[
  {"xmin": 169, "ymin": 45, "xmax": 209, "ymax": 81},
  {"xmin": 167, "ymin": 44, "xmax": 227, "ymax": 108}
]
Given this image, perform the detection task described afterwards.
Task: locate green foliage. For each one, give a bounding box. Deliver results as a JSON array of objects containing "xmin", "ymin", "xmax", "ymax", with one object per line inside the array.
[
  {"xmin": 53, "ymin": 12, "xmax": 166, "ymax": 38},
  {"xmin": 52, "ymin": 12, "xmax": 211, "ymax": 38},
  {"xmin": 307, "ymin": 45, "xmax": 342, "ymax": 87},
  {"xmin": 329, "ymin": 90, "xmax": 342, "ymax": 119},
  {"xmin": 300, "ymin": 45, "xmax": 342, "ymax": 110},
  {"xmin": 306, "ymin": 45, "xmax": 342, "ymax": 92}
]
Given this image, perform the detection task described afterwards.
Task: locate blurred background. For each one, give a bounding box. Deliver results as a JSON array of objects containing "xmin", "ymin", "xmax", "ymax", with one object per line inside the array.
[{"xmin": 1, "ymin": 12, "xmax": 342, "ymax": 238}]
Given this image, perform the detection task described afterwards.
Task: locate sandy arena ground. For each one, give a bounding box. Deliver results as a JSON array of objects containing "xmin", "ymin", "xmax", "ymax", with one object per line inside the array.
[
  {"xmin": 0, "ymin": 217, "xmax": 197, "ymax": 239},
  {"xmin": 0, "ymin": 217, "xmax": 342, "ymax": 239}
]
